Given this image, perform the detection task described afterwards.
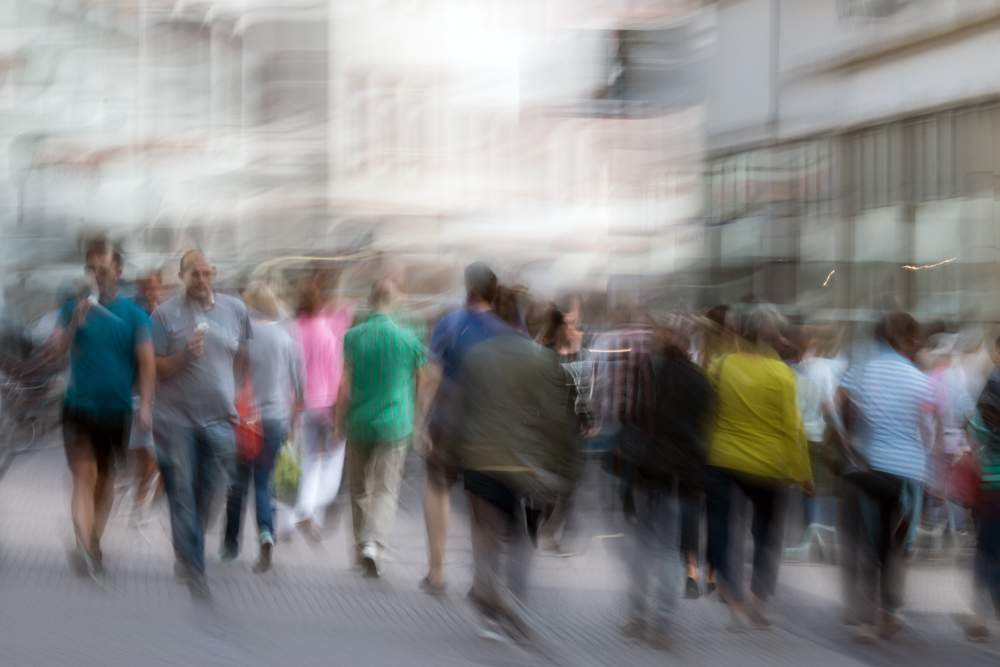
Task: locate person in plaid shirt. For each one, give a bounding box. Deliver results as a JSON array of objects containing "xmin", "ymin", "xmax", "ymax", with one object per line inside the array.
[{"xmin": 590, "ymin": 313, "xmax": 654, "ymax": 518}]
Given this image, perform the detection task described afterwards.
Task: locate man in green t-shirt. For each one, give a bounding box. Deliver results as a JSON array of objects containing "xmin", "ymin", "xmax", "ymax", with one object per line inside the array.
[{"xmin": 337, "ymin": 278, "xmax": 433, "ymax": 577}]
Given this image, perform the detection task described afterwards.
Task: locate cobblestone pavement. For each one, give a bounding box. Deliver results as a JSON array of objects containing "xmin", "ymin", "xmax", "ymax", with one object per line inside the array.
[{"xmin": 1, "ymin": 439, "xmax": 998, "ymax": 667}]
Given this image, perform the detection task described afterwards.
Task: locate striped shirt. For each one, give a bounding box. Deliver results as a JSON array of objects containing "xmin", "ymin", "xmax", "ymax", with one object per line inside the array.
[
  {"xmin": 840, "ymin": 349, "xmax": 935, "ymax": 482},
  {"xmin": 590, "ymin": 328, "xmax": 653, "ymax": 428},
  {"xmin": 343, "ymin": 311, "xmax": 426, "ymax": 446}
]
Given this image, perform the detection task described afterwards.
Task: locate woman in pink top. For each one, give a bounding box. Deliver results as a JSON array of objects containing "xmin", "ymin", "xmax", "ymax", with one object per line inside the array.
[{"xmin": 293, "ymin": 279, "xmax": 356, "ymax": 539}]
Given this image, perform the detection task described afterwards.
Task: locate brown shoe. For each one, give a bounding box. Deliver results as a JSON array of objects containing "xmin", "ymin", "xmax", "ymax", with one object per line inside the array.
[
  {"xmin": 646, "ymin": 630, "xmax": 671, "ymax": 651},
  {"xmin": 879, "ymin": 613, "xmax": 904, "ymax": 640},
  {"xmin": 853, "ymin": 624, "xmax": 875, "ymax": 644},
  {"xmin": 622, "ymin": 619, "xmax": 647, "ymax": 639}
]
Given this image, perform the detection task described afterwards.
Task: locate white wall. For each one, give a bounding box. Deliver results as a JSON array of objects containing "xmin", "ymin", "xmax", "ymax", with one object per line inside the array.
[
  {"xmin": 708, "ymin": 0, "xmax": 1000, "ymax": 150},
  {"xmin": 704, "ymin": 0, "xmax": 773, "ymax": 151}
]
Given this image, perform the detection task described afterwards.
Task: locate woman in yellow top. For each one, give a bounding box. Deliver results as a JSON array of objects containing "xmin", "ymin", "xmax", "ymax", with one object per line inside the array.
[{"xmin": 705, "ymin": 305, "xmax": 814, "ymax": 630}]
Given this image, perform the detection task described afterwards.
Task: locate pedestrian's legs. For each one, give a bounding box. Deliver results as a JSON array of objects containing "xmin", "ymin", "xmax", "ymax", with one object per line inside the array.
[
  {"xmin": 648, "ymin": 490, "xmax": 680, "ymax": 633},
  {"xmin": 294, "ymin": 408, "xmax": 327, "ymax": 526},
  {"xmin": 878, "ymin": 482, "xmax": 906, "ymax": 616},
  {"xmin": 253, "ymin": 420, "xmax": 285, "ymax": 537},
  {"xmin": 223, "ymin": 461, "xmax": 251, "ymax": 555},
  {"xmin": 838, "ymin": 479, "xmax": 865, "ymax": 623},
  {"xmin": 742, "ymin": 479, "xmax": 786, "ymax": 605},
  {"xmin": 678, "ymin": 488, "xmax": 701, "ymax": 583},
  {"xmin": 973, "ymin": 512, "xmax": 1000, "ymax": 619},
  {"xmin": 131, "ymin": 446, "xmax": 160, "ymax": 515},
  {"xmin": 187, "ymin": 425, "xmax": 235, "ymax": 575},
  {"xmin": 467, "ymin": 490, "xmax": 505, "ymax": 610},
  {"xmin": 67, "ymin": 438, "xmax": 99, "ymax": 553},
  {"xmin": 904, "ymin": 483, "xmax": 923, "ymax": 554},
  {"xmin": 627, "ymin": 488, "xmax": 653, "ymax": 624},
  {"xmin": 362, "ymin": 443, "xmax": 408, "ymax": 550},
  {"xmin": 347, "ymin": 443, "xmax": 371, "ymax": 558},
  {"xmin": 154, "ymin": 423, "xmax": 200, "ymax": 575},
  {"xmin": 705, "ymin": 466, "xmax": 738, "ymax": 601},
  {"xmin": 424, "ymin": 458, "xmax": 453, "ymax": 588}
]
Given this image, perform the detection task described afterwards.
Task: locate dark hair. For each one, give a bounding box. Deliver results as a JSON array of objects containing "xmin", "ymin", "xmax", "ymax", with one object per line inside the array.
[
  {"xmin": 540, "ymin": 304, "xmax": 565, "ymax": 347},
  {"xmin": 664, "ymin": 329, "xmax": 691, "ymax": 361},
  {"xmin": 883, "ymin": 311, "xmax": 920, "ymax": 352},
  {"xmin": 465, "ymin": 262, "xmax": 497, "ymax": 303},
  {"xmin": 704, "ymin": 304, "xmax": 737, "ymax": 334},
  {"xmin": 298, "ymin": 276, "xmax": 324, "ymax": 317},
  {"xmin": 85, "ymin": 236, "xmax": 123, "ymax": 271},
  {"xmin": 493, "ymin": 284, "xmax": 526, "ymax": 332}
]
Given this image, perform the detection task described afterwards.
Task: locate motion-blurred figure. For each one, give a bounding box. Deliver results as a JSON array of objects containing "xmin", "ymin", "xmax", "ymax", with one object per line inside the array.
[
  {"xmin": 705, "ymin": 305, "xmax": 813, "ymax": 630},
  {"xmin": 420, "ymin": 262, "xmax": 507, "ymax": 594},
  {"xmin": 45, "ymin": 237, "xmax": 154, "ymax": 578},
  {"xmin": 152, "ymin": 250, "xmax": 252, "ymax": 599},
  {"xmin": 539, "ymin": 297, "xmax": 593, "ymax": 555},
  {"xmin": 684, "ymin": 305, "xmax": 739, "ymax": 595},
  {"xmin": 836, "ymin": 312, "xmax": 935, "ymax": 643},
  {"xmin": 624, "ymin": 328, "xmax": 713, "ymax": 649},
  {"xmin": 455, "ymin": 304, "xmax": 578, "ymax": 643},
  {"xmin": 966, "ymin": 335, "xmax": 1000, "ymax": 641},
  {"xmin": 337, "ymin": 278, "xmax": 432, "ymax": 578},
  {"xmin": 292, "ymin": 274, "xmax": 355, "ymax": 540},
  {"xmin": 591, "ymin": 306, "xmax": 654, "ymax": 520},
  {"xmin": 787, "ymin": 325, "xmax": 843, "ymax": 553},
  {"xmin": 127, "ymin": 269, "xmax": 165, "ymax": 521},
  {"xmin": 222, "ymin": 282, "xmax": 302, "ymax": 573}
]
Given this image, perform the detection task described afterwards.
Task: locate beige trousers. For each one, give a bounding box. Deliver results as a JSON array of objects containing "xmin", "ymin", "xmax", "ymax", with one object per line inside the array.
[{"xmin": 347, "ymin": 440, "xmax": 408, "ymax": 555}]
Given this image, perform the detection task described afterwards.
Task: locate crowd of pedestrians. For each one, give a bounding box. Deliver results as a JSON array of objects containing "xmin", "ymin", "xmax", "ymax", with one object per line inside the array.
[{"xmin": 40, "ymin": 236, "xmax": 1000, "ymax": 650}]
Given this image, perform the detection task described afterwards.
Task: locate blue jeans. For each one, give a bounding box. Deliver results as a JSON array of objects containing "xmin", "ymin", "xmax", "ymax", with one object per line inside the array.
[
  {"xmin": 628, "ymin": 485, "xmax": 680, "ymax": 633},
  {"xmin": 224, "ymin": 419, "xmax": 285, "ymax": 552},
  {"xmin": 154, "ymin": 422, "xmax": 235, "ymax": 577}
]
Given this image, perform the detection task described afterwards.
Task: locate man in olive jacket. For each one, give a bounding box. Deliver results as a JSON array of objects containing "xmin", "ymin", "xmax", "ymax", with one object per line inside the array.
[{"xmin": 454, "ymin": 331, "xmax": 578, "ymax": 641}]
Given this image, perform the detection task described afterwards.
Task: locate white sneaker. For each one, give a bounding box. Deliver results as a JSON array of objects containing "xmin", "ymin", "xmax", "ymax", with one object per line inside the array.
[
  {"xmin": 254, "ymin": 532, "xmax": 274, "ymax": 573},
  {"xmin": 360, "ymin": 542, "xmax": 380, "ymax": 578}
]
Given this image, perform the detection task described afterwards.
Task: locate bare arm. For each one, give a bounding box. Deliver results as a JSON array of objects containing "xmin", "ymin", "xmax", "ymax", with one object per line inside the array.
[
  {"xmin": 155, "ymin": 333, "xmax": 204, "ymax": 380},
  {"xmin": 334, "ymin": 363, "xmax": 351, "ymax": 437},
  {"xmin": 136, "ymin": 341, "xmax": 155, "ymax": 431},
  {"xmin": 416, "ymin": 362, "xmax": 441, "ymax": 426},
  {"xmin": 44, "ymin": 300, "xmax": 91, "ymax": 365},
  {"xmin": 233, "ymin": 343, "xmax": 247, "ymax": 388}
]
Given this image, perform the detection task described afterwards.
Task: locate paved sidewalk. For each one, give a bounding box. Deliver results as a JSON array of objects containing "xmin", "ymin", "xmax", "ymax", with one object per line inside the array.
[{"xmin": 0, "ymin": 440, "xmax": 991, "ymax": 666}]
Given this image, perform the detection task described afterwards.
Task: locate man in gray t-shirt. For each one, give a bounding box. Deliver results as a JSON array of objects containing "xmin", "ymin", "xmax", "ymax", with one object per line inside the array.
[{"xmin": 151, "ymin": 249, "xmax": 251, "ymax": 598}]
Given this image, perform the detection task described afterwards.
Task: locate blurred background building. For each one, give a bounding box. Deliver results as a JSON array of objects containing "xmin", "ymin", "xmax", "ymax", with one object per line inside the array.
[
  {"xmin": 703, "ymin": 0, "xmax": 1000, "ymax": 325},
  {"xmin": 9, "ymin": 0, "xmax": 1000, "ymax": 326},
  {"xmin": 0, "ymin": 0, "xmax": 713, "ymax": 324}
]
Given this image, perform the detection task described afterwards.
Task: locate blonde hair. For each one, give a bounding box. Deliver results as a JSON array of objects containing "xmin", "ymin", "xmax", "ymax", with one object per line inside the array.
[{"xmin": 243, "ymin": 281, "xmax": 282, "ymax": 320}]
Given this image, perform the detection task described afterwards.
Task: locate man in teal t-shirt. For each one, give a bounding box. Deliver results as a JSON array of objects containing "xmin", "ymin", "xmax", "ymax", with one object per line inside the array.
[{"xmin": 45, "ymin": 237, "xmax": 154, "ymax": 578}]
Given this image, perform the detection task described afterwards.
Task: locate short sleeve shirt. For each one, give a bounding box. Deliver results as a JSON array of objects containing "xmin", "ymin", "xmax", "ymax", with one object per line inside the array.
[
  {"xmin": 430, "ymin": 309, "xmax": 509, "ymax": 383},
  {"xmin": 58, "ymin": 296, "xmax": 151, "ymax": 423},
  {"xmin": 151, "ymin": 293, "xmax": 252, "ymax": 428},
  {"xmin": 343, "ymin": 312, "xmax": 426, "ymax": 445},
  {"xmin": 840, "ymin": 349, "xmax": 935, "ymax": 482}
]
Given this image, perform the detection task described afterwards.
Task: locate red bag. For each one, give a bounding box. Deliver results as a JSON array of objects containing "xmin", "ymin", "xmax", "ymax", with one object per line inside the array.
[
  {"xmin": 946, "ymin": 452, "xmax": 981, "ymax": 510},
  {"xmin": 235, "ymin": 370, "xmax": 263, "ymax": 463}
]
